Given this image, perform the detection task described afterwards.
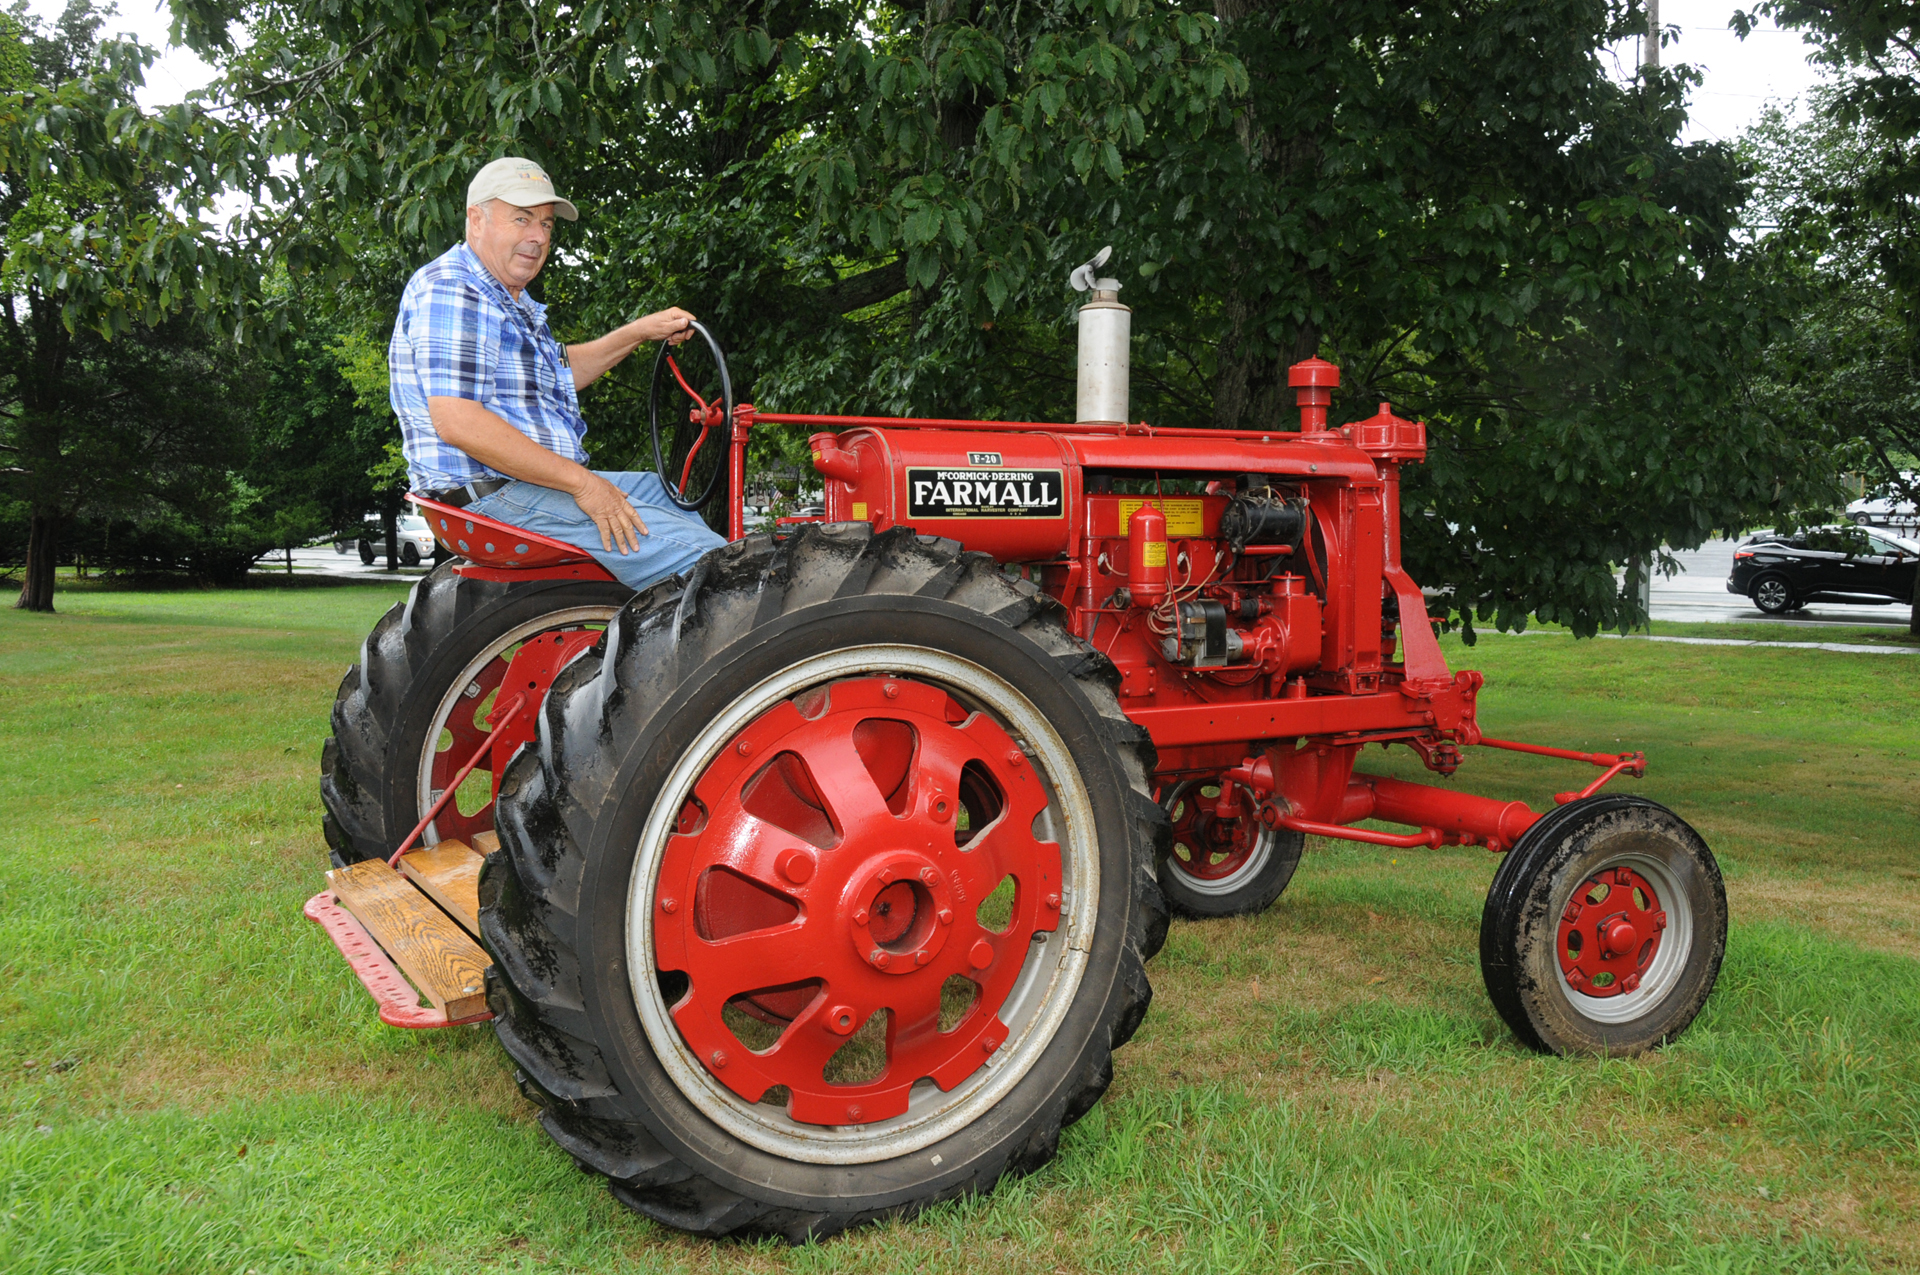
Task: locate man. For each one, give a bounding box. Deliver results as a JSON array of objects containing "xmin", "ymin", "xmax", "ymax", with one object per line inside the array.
[{"xmin": 389, "ymin": 156, "xmax": 727, "ymax": 589}]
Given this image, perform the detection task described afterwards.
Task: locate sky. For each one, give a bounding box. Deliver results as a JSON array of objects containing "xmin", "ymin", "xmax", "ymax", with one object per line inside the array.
[{"xmin": 20, "ymin": 0, "xmax": 1836, "ymax": 142}]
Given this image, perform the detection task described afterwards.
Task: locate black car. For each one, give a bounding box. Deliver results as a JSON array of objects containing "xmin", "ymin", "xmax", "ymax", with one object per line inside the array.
[{"xmin": 1727, "ymin": 525, "xmax": 1920, "ymax": 614}]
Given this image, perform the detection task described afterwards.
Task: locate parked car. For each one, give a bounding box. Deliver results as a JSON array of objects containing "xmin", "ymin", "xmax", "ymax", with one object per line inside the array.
[
  {"xmin": 339, "ymin": 514, "xmax": 439, "ymax": 566},
  {"xmin": 1728, "ymin": 526, "xmax": 1920, "ymax": 614}
]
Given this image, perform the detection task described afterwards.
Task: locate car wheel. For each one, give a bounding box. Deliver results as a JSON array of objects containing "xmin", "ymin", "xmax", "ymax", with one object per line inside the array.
[
  {"xmin": 358, "ymin": 538, "xmax": 376, "ymax": 565},
  {"xmin": 402, "ymin": 542, "xmax": 421, "ymax": 566},
  {"xmin": 1750, "ymin": 573, "xmax": 1794, "ymax": 614},
  {"xmin": 334, "ymin": 540, "xmax": 349, "ymax": 555}
]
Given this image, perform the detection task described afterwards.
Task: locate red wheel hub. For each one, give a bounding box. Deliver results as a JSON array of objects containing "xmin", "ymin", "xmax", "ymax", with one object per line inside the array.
[
  {"xmin": 1557, "ymin": 864, "xmax": 1667, "ymax": 997},
  {"xmin": 1166, "ymin": 780, "xmax": 1258, "ymax": 882},
  {"xmin": 653, "ymin": 677, "xmax": 1062, "ymax": 1126}
]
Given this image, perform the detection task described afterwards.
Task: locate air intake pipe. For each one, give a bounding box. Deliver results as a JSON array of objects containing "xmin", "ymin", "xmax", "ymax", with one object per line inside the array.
[{"xmin": 1071, "ymin": 246, "xmax": 1129, "ymax": 423}]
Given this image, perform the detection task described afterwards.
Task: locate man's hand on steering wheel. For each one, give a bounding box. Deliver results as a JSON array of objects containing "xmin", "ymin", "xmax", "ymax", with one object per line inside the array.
[
  {"xmin": 631, "ymin": 307, "xmax": 698, "ymax": 348},
  {"xmin": 570, "ymin": 471, "xmax": 651, "ymax": 554}
]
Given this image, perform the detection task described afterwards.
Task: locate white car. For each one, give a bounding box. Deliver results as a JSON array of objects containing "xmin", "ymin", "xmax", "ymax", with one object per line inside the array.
[{"xmin": 341, "ymin": 514, "xmax": 440, "ymax": 566}]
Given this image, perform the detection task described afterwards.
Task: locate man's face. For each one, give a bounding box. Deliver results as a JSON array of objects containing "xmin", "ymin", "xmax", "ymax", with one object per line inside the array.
[{"xmin": 466, "ymin": 200, "xmax": 555, "ymax": 294}]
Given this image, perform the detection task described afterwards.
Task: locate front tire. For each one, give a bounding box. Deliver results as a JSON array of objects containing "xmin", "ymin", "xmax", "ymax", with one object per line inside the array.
[
  {"xmin": 482, "ymin": 525, "xmax": 1169, "ymax": 1241},
  {"xmin": 1156, "ymin": 777, "xmax": 1304, "ymax": 918},
  {"xmin": 319, "ymin": 563, "xmax": 631, "ymax": 866},
  {"xmin": 357, "ymin": 538, "xmax": 376, "ymax": 565},
  {"xmin": 1479, "ymin": 795, "xmax": 1726, "ymax": 1055}
]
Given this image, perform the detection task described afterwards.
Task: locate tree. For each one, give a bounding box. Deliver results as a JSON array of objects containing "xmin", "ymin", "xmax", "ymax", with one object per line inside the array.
[
  {"xmin": 179, "ymin": 0, "xmax": 1834, "ymax": 633},
  {"xmin": 0, "ymin": 0, "xmax": 283, "ymax": 610}
]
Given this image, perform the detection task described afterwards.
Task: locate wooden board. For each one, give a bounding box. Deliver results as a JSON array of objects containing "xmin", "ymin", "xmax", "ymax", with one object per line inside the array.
[
  {"xmin": 398, "ymin": 839, "xmax": 484, "ymax": 937},
  {"xmin": 326, "ymin": 860, "xmax": 489, "ymax": 1020},
  {"xmin": 470, "ymin": 830, "xmax": 500, "ymax": 855}
]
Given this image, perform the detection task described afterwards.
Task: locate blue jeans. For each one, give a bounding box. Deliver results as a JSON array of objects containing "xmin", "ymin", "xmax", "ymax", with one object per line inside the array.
[{"xmin": 464, "ymin": 471, "xmax": 727, "ymax": 592}]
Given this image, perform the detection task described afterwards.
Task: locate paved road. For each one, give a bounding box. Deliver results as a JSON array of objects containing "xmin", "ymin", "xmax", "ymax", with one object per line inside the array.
[
  {"xmin": 1650, "ymin": 539, "xmax": 1911, "ymax": 628},
  {"xmin": 264, "ymin": 544, "xmax": 434, "ymax": 583}
]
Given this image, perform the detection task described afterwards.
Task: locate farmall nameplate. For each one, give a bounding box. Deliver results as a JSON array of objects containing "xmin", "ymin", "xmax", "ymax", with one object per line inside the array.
[{"xmin": 906, "ymin": 468, "xmax": 1064, "ymax": 519}]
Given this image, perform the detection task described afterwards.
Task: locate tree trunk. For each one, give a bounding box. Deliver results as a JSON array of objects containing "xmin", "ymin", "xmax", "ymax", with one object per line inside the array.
[
  {"xmin": 1910, "ymin": 562, "xmax": 1918, "ymax": 637},
  {"xmin": 13, "ymin": 508, "xmax": 59, "ymax": 612},
  {"xmin": 383, "ymin": 505, "xmax": 400, "ymax": 571}
]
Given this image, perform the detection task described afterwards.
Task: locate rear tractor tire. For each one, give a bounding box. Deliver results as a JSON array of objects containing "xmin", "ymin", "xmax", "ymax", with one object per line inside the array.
[
  {"xmin": 1479, "ymin": 795, "xmax": 1726, "ymax": 1055},
  {"xmin": 1156, "ymin": 777, "xmax": 1304, "ymax": 918},
  {"xmin": 320, "ymin": 562, "xmax": 631, "ymax": 866},
  {"xmin": 481, "ymin": 524, "xmax": 1170, "ymax": 1241}
]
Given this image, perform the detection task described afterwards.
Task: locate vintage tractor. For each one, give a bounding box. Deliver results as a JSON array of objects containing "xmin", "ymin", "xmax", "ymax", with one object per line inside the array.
[{"xmin": 313, "ymin": 251, "xmax": 1726, "ymax": 1241}]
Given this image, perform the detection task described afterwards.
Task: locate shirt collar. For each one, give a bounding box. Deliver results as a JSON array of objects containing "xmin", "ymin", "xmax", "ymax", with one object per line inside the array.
[{"xmin": 453, "ymin": 242, "xmax": 547, "ymax": 322}]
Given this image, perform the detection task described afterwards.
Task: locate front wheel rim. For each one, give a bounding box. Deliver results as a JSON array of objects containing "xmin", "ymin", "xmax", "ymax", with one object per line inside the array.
[
  {"xmin": 1754, "ymin": 579, "xmax": 1789, "ymax": 610},
  {"xmin": 627, "ymin": 645, "xmax": 1101, "ymax": 1165},
  {"xmin": 1553, "ymin": 851, "xmax": 1694, "ymax": 1024},
  {"xmin": 1163, "ymin": 779, "xmax": 1274, "ymax": 895}
]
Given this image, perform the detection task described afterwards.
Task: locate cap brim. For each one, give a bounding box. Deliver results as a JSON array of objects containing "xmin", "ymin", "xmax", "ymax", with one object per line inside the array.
[{"xmin": 494, "ymin": 192, "xmax": 580, "ymax": 221}]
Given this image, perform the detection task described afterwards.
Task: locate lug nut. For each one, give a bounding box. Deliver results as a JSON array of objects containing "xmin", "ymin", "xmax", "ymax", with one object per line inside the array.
[
  {"xmin": 1045, "ymin": 893, "xmax": 1061, "ymax": 910},
  {"xmin": 659, "ymin": 897, "xmax": 678, "ymax": 914},
  {"xmin": 853, "ymin": 907, "xmax": 870, "ymax": 926},
  {"xmin": 778, "ymin": 849, "xmax": 815, "ymax": 884},
  {"xmin": 883, "ymin": 682, "xmax": 899, "ymax": 699},
  {"xmin": 1007, "ymin": 749, "xmax": 1024, "ymax": 766},
  {"xmin": 736, "ymin": 740, "xmax": 753, "ymax": 757},
  {"xmin": 915, "ymin": 949, "xmax": 932, "ymax": 965},
  {"xmin": 847, "ymin": 1104, "xmax": 864, "ymax": 1120},
  {"xmin": 937, "ymin": 908, "xmax": 954, "ymax": 926},
  {"xmin": 969, "ymin": 939, "xmax": 993, "ymax": 970},
  {"xmin": 826, "ymin": 1005, "xmax": 857, "ymax": 1035},
  {"xmin": 870, "ymin": 950, "xmax": 891, "ymax": 969},
  {"xmin": 878, "ymin": 867, "xmax": 894, "ymax": 883},
  {"xmin": 920, "ymin": 867, "xmax": 938, "ymax": 884},
  {"xmin": 709, "ymin": 1050, "xmax": 728, "ymax": 1070}
]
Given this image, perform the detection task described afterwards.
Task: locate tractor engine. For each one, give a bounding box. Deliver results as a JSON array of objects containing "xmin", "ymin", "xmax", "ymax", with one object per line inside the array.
[{"xmin": 804, "ymin": 364, "xmax": 1452, "ymax": 785}]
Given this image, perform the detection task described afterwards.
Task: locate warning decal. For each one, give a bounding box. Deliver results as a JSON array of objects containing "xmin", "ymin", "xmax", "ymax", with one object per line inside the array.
[
  {"xmin": 907, "ymin": 468, "xmax": 1064, "ymax": 519},
  {"xmin": 1118, "ymin": 497, "xmax": 1206, "ymax": 536}
]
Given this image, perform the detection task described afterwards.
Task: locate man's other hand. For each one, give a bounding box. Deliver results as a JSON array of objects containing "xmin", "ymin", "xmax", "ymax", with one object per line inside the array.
[
  {"xmin": 634, "ymin": 307, "xmax": 698, "ymax": 346},
  {"xmin": 571, "ymin": 472, "xmax": 651, "ymax": 554}
]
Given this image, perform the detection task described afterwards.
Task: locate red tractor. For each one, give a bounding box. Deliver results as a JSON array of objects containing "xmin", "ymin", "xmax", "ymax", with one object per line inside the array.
[{"xmin": 314, "ymin": 257, "xmax": 1726, "ymax": 1241}]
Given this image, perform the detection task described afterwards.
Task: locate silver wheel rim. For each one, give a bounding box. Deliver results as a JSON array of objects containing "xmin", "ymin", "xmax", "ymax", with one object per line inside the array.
[
  {"xmin": 1163, "ymin": 779, "xmax": 1276, "ymax": 897},
  {"xmin": 1554, "ymin": 850, "xmax": 1695, "ymax": 1024},
  {"xmin": 1754, "ymin": 578, "xmax": 1789, "ymax": 610},
  {"xmin": 626, "ymin": 644, "xmax": 1101, "ymax": 1166},
  {"xmin": 414, "ymin": 605, "xmax": 618, "ymax": 842}
]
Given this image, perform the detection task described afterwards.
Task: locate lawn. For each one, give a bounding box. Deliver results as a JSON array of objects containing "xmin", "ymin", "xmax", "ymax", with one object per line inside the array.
[{"xmin": 1, "ymin": 583, "xmax": 1916, "ymax": 1274}]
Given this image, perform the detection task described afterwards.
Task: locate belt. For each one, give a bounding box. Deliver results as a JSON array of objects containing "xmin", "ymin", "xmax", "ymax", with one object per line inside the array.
[{"xmin": 429, "ymin": 477, "xmax": 512, "ymax": 509}]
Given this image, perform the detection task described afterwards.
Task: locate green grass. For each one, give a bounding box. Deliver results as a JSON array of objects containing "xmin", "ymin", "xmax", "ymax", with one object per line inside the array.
[{"xmin": 2, "ymin": 586, "xmax": 1917, "ymax": 1273}]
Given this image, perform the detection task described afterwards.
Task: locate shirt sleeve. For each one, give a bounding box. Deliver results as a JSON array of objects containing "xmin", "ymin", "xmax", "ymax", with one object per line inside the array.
[{"xmin": 407, "ymin": 273, "xmax": 496, "ymax": 403}]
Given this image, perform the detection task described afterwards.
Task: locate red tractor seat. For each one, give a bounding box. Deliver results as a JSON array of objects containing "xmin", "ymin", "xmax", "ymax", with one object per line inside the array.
[{"xmin": 411, "ymin": 493, "xmax": 617, "ymax": 584}]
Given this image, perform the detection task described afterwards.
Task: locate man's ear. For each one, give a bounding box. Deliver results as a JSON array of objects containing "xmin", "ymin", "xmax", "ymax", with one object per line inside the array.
[{"xmin": 464, "ymin": 201, "xmax": 488, "ymax": 241}]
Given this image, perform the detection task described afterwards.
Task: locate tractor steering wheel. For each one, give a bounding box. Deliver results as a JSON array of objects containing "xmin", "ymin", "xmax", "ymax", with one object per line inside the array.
[{"xmin": 649, "ymin": 319, "xmax": 733, "ymax": 512}]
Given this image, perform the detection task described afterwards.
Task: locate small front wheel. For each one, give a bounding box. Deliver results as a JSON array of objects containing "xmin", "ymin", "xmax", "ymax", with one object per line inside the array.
[
  {"xmin": 358, "ymin": 538, "xmax": 376, "ymax": 565},
  {"xmin": 1480, "ymin": 796, "xmax": 1726, "ymax": 1055},
  {"xmin": 1156, "ymin": 778, "xmax": 1303, "ymax": 918}
]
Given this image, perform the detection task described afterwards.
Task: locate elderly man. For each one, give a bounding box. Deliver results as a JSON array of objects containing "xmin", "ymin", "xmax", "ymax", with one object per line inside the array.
[{"xmin": 389, "ymin": 156, "xmax": 727, "ymax": 589}]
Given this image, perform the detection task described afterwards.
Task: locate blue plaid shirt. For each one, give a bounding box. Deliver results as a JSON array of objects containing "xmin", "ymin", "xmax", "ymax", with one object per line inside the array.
[{"xmin": 390, "ymin": 243, "xmax": 588, "ymax": 491}]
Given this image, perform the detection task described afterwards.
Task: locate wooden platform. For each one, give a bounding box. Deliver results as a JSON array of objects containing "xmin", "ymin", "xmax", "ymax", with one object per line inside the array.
[
  {"xmin": 397, "ymin": 839, "xmax": 484, "ymax": 937},
  {"xmin": 326, "ymin": 855, "xmax": 489, "ymax": 1021}
]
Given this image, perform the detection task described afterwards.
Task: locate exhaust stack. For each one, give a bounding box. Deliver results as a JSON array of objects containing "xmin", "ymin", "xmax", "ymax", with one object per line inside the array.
[{"xmin": 1071, "ymin": 246, "xmax": 1130, "ymax": 423}]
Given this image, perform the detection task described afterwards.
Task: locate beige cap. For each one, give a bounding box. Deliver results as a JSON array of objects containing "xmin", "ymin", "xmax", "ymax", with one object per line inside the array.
[{"xmin": 467, "ymin": 156, "xmax": 579, "ymax": 221}]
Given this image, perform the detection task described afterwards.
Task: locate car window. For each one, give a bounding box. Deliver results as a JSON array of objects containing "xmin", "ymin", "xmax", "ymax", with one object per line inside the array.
[
  {"xmin": 1804, "ymin": 527, "xmax": 1871, "ymax": 555},
  {"xmin": 401, "ymin": 516, "xmax": 429, "ymax": 532},
  {"xmin": 1866, "ymin": 534, "xmax": 1906, "ymax": 556}
]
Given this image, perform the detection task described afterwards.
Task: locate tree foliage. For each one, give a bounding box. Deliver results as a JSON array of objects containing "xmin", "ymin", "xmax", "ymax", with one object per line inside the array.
[
  {"xmin": 1737, "ymin": 1, "xmax": 1920, "ymax": 512},
  {"xmin": 0, "ymin": 0, "xmax": 285, "ymax": 608},
  {"xmin": 172, "ymin": 0, "xmax": 1837, "ymax": 633}
]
